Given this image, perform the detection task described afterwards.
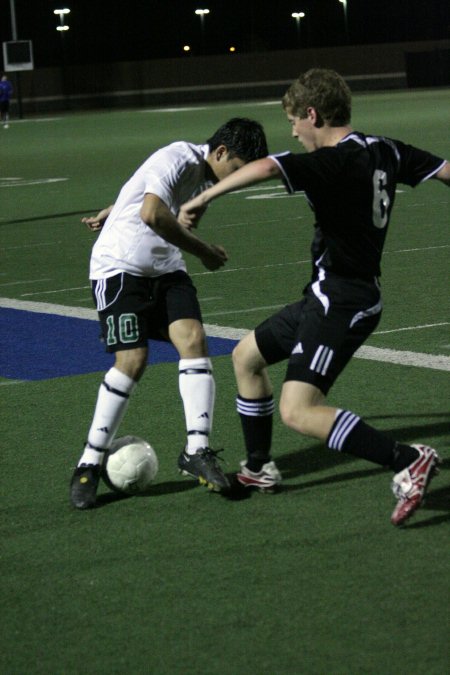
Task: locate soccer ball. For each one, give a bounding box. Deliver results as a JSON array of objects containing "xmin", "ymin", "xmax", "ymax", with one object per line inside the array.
[{"xmin": 103, "ymin": 435, "xmax": 158, "ymax": 494}]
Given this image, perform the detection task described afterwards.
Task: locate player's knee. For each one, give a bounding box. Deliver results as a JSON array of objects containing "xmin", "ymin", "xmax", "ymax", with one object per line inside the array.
[
  {"xmin": 184, "ymin": 325, "xmax": 207, "ymax": 355},
  {"xmin": 279, "ymin": 400, "xmax": 310, "ymax": 434},
  {"xmin": 170, "ymin": 320, "xmax": 207, "ymax": 357},
  {"xmin": 232, "ymin": 341, "xmax": 253, "ymax": 377},
  {"xmin": 115, "ymin": 348, "xmax": 148, "ymax": 381},
  {"xmin": 232, "ymin": 342, "xmax": 243, "ymax": 371}
]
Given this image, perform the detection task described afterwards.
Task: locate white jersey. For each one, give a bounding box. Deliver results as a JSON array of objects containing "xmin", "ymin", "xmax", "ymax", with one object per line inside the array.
[{"xmin": 90, "ymin": 142, "xmax": 213, "ymax": 279}]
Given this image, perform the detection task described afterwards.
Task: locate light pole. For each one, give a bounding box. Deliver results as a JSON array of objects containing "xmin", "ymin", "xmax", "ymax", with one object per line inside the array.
[
  {"xmin": 291, "ymin": 12, "xmax": 305, "ymax": 48},
  {"xmin": 54, "ymin": 9, "xmax": 71, "ymax": 108},
  {"xmin": 339, "ymin": 0, "xmax": 349, "ymax": 42},
  {"xmin": 8, "ymin": 0, "xmax": 23, "ymax": 118},
  {"xmin": 195, "ymin": 8, "xmax": 210, "ymax": 54}
]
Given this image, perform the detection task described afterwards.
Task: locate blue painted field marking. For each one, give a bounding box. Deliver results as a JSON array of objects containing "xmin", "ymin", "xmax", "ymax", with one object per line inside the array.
[{"xmin": 0, "ymin": 308, "xmax": 237, "ymax": 381}]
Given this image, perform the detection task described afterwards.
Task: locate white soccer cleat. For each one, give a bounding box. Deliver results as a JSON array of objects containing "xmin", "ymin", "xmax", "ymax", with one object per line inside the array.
[{"xmin": 236, "ymin": 460, "xmax": 282, "ymax": 493}]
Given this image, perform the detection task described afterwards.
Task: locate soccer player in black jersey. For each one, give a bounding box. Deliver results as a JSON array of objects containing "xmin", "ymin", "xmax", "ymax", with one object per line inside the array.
[{"xmin": 180, "ymin": 69, "xmax": 450, "ymax": 526}]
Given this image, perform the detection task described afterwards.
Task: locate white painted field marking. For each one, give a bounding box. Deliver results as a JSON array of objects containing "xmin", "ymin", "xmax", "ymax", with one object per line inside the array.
[
  {"xmin": 375, "ymin": 323, "xmax": 449, "ymax": 335},
  {"xmin": 3, "ymin": 242, "xmax": 64, "ymax": 250},
  {"xmin": 0, "ymin": 297, "xmax": 98, "ymax": 320},
  {"xmin": 9, "ymin": 118, "xmax": 62, "ymax": 124},
  {"xmin": 142, "ymin": 107, "xmax": 211, "ymax": 113},
  {"xmin": 386, "ymin": 244, "xmax": 449, "ymax": 254},
  {"xmin": 191, "ymin": 258, "xmax": 311, "ymax": 276},
  {"xmin": 1, "ymin": 297, "xmax": 449, "ymax": 372},
  {"xmin": 0, "ymin": 178, "xmax": 68, "ymax": 188},
  {"xmin": 0, "ymin": 380, "xmax": 26, "ymax": 386},
  {"xmin": 203, "ymin": 304, "xmax": 284, "ymax": 317},
  {"xmin": 20, "ymin": 285, "xmax": 90, "ymax": 297}
]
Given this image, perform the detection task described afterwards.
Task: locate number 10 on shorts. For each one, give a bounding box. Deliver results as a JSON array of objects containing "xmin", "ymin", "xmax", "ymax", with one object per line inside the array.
[{"xmin": 106, "ymin": 313, "xmax": 139, "ymax": 346}]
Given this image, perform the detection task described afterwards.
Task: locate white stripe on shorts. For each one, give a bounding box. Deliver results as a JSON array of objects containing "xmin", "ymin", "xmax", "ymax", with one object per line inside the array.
[{"xmin": 310, "ymin": 345, "xmax": 334, "ymax": 376}]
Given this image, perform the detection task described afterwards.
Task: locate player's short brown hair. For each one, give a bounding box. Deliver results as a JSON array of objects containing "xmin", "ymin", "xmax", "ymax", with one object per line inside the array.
[{"xmin": 282, "ymin": 69, "xmax": 352, "ymax": 127}]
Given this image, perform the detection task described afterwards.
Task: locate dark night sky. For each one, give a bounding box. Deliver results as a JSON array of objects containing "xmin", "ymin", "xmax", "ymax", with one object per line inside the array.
[{"xmin": 1, "ymin": 0, "xmax": 449, "ymax": 69}]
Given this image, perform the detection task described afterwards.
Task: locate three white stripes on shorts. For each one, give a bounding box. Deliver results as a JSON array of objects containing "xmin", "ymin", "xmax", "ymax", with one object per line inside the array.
[{"xmin": 310, "ymin": 345, "xmax": 334, "ymax": 376}]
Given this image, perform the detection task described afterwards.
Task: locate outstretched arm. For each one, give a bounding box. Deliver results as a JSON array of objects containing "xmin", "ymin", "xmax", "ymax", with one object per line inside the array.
[{"xmin": 180, "ymin": 157, "xmax": 281, "ymax": 226}]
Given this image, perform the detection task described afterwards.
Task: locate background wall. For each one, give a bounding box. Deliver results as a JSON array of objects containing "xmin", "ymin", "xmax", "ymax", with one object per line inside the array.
[{"xmin": 10, "ymin": 39, "xmax": 450, "ymax": 114}]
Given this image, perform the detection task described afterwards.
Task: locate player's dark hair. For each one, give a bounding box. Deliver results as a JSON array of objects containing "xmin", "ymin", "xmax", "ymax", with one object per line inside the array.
[
  {"xmin": 282, "ymin": 68, "xmax": 352, "ymax": 126},
  {"xmin": 206, "ymin": 118, "xmax": 268, "ymax": 162}
]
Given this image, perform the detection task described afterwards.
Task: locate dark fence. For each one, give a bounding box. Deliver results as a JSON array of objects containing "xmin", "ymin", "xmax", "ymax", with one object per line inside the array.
[
  {"xmin": 405, "ymin": 49, "xmax": 450, "ymax": 87},
  {"xmin": 9, "ymin": 39, "xmax": 450, "ymax": 115}
]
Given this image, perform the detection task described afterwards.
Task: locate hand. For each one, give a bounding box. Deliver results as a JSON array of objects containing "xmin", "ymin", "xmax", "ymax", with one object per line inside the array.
[
  {"xmin": 200, "ymin": 244, "xmax": 228, "ymax": 271},
  {"xmin": 178, "ymin": 198, "xmax": 207, "ymax": 230},
  {"xmin": 81, "ymin": 206, "xmax": 113, "ymax": 231}
]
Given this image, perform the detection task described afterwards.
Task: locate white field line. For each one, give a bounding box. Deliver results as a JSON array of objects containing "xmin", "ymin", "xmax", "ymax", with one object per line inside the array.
[
  {"xmin": 203, "ymin": 304, "xmax": 284, "ymax": 317},
  {"xmin": 20, "ymin": 285, "xmax": 90, "ymax": 297},
  {"xmin": 1, "ymin": 297, "xmax": 449, "ymax": 372},
  {"xmin": 0, "ymin": 379, "xmax": 26, "ymax": 386},
  {"xmin": 7, "ymin": 118, "xmax": 62, "ymax": 124},
  {"xmin": 3, "ymin": 242, "xmax": 64, "ymax": 250}
]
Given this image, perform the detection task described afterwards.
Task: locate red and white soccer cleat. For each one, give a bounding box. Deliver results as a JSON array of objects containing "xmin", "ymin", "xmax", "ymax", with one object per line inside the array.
[
  {"xmin": 236, "ymin": 460, "xmax": 282, "ymax": 493},
  {"xmin": 391, "ymin": 444, "xmax": 441, "ymax": 526}
]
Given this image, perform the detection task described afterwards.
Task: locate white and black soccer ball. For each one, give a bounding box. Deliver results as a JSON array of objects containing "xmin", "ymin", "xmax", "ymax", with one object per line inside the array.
[{"xmin": 103, "ymin": 435, "xmax": 158, "ymax": 494}]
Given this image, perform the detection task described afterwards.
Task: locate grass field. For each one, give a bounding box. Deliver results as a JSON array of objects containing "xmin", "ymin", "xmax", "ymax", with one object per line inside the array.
[{"xmin": 1, "ymin": 88, "xmax": 449, "ymax": 674}]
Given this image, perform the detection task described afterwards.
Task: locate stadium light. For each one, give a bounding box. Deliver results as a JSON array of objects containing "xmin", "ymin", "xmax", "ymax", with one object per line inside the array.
[
  {"xmin": 291, "ymin": 12, "xmax": 305, "ymax": 48},
  {"xmin": 195, "ymin": 8, "xmax": 210, "ymax": 54},
  {"xmin": 339, "ymin": 0, "xmax": 349, "ymax": 42},
  {"xmin": 53, "ymin": 8, "xmax": 71, "ymax": 107},
  {"xmin": 54, "ymin": 8, "xmax": 71, "ymax": 31}
]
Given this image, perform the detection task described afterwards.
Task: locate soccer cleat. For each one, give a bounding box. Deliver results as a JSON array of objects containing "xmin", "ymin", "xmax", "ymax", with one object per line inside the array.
[
  {"xmin": 390, "ymin": 444, "xmax": 441, "ymax": 526},
  {"xmin": 178, "ymin": 447, "xmax": 230, "ymax": 492},
  {"xmin": 70, "ymin": 464, "xmax": 101, "ymax": 509},
  {"xmin": 236, "ymin": 460, "xmax": 282, "ymax": 493}
]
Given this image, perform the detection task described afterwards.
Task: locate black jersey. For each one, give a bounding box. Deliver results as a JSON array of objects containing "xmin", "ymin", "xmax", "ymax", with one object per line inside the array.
[{"xmin": 272, "ymin": 133, "xmax": 445, "ymax": 279}]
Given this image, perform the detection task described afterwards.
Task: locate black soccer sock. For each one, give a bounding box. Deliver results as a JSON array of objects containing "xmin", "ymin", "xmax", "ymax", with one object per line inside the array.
[
  {"xmin": 326, "ymin": 410, "xmax": 418, "ymax": 470},
  {"xmin": 236, "ymin": 394, "xmax": 274, "ymax": 472}
]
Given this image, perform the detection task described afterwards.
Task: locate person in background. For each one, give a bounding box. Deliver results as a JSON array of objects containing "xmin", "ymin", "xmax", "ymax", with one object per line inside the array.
[{"xmin": 0, "ymin": 73, "xmax": 13, "ymax": 128}]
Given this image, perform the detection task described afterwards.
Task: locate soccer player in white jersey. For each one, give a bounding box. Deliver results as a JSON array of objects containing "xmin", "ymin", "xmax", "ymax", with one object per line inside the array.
[
  {"xmin": 180, "ymin": 70, "xmax": 450, "ymax": 526},
  {"xmin": 70, "ymin": 118, "xmax": 268, "ymax": 509}
]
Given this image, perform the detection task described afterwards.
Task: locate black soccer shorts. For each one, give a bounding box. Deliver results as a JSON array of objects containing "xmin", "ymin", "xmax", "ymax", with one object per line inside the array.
[
  {"xmin": 255, "ymin": 276, "xmax": 382, "ymax": 395},
  {"xmin": 92, "ymin": 270, "xmax": 203, "ymax": 352}
]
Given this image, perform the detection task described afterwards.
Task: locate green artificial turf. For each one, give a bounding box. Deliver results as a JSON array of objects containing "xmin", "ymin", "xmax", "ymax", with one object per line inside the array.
[{"xmin": 1, "ymin": 89, "xmax": 449, "ymax": 674}]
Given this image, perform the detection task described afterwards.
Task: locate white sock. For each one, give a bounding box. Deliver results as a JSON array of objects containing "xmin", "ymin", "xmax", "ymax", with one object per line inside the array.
[
  {"xmin": 78, "ymin": 367, "xmax": 136, "ymax": 466},
  {"xmin": 179, "ymin": 357, "xmax": 215, "ymax": 454}
]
